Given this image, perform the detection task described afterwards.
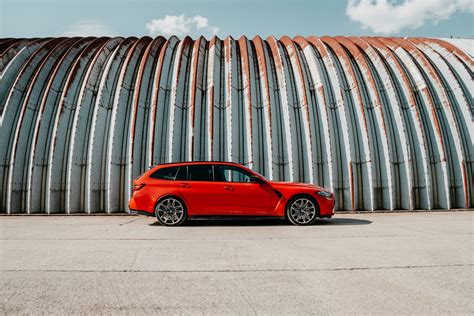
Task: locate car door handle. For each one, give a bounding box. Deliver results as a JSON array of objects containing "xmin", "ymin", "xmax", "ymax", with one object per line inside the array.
[
  {"xmin": 179, "ymin": 183, "xmax": 191, "ymax": 188},
  {"xmin": 224, "ymin": 186, "xmax": 234, "ymax": 191}
]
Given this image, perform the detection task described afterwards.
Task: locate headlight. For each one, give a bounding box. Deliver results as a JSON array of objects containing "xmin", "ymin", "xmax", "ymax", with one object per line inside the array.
[{"xmin": 316, "ymin": 190, "xmax": 332, "ymax": 199}]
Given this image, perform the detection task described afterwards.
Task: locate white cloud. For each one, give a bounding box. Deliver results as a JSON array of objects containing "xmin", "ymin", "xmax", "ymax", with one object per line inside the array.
[
  {"xmin": 346, "ymin": 0, "xmax": 474, "ymax": 34},
  {"xmin": 145, "ymin": 14, "xmax": 219, "ymax": 37},
  {"xmin": 62, "ymin": 20, "xmax": 117, "ymax": 37}
]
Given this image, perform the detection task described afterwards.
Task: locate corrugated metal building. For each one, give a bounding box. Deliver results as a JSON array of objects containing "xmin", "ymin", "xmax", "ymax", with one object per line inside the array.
[{"xmin": 0, "ymin": 36, "xmax": 472, "ymax": 214}]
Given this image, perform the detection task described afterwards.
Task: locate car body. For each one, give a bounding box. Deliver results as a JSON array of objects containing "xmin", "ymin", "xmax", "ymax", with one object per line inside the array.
[{"xmin": 129, "ymin": 161, "xmax": 334, "ymax": 226}]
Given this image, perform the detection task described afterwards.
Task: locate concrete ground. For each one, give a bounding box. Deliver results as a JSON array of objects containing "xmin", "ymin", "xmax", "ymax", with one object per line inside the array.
[{"xmin": 0, "ymin": 212, "xmax": 472, "ymax": 315}]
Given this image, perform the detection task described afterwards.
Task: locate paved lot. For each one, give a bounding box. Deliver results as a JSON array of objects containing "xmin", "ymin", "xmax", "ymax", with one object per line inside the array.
[{"xmin": 0, "ymin": 212, "xmax": 473, "ymax": 314}]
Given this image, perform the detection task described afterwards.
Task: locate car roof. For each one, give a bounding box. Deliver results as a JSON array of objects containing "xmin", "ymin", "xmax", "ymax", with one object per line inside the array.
[{"xmin": 152, "ymin": 161, "xmax": 243, "ymax": 169}]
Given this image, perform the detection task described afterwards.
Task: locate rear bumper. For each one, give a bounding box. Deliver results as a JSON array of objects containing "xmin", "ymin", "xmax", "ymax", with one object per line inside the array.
[{"xmin": 128, "ymin": 195, "xmax": 154, "ymax": 216}]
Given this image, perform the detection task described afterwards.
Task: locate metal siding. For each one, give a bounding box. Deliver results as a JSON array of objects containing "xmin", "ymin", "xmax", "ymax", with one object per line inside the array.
[{"xmin": 0, "ymin": 36, "xmax": 472, "ymax": 213}]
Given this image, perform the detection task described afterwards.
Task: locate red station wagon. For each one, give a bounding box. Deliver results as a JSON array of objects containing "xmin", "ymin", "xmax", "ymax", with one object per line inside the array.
[{"xmin": 129, "ymin": 161, "xmax": 334, "ymax": 226}]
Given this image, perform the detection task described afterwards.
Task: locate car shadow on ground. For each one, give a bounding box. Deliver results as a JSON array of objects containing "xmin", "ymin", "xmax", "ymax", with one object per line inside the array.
[{"xmin": 149, "ymin": 217, "xmax": 372, "ymax": 227}]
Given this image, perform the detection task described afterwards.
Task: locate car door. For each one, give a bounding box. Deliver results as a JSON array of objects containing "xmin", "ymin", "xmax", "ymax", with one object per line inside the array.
[
  {"xmin": 177, "ymin": 164, "xmax": 223, "ymax": 216},
  {"xmin": 213, "ymin": 164, "xmax": 276, "ymax": 215}
]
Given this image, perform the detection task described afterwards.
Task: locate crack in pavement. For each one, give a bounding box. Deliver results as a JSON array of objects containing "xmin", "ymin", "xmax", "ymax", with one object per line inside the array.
[
  {"xmin": 1, "ymin": 263, "xmax": 471, "ymax": 274},
  {"xmin": 119, "ymin": 218, "xmax": 141, "ymax": 225}
]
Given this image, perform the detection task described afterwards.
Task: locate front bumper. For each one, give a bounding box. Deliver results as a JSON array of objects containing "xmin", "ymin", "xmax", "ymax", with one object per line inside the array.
[{"xmin": 315, "ymin": 195, "xmax": 335, "ymax": 217}]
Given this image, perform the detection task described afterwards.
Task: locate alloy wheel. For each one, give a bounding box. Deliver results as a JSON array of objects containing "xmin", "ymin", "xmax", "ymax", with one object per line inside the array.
[
  {"xmin": 155, "ymin": 197, "xmax": 185, "ymax": 226},
  {"xmin": 288, "ymin": 197, "xmax": 317, "ymax": 225}
]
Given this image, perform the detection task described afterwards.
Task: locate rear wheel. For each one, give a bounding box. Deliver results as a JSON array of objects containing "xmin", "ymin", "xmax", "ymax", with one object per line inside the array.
[
  {"xmin": 155, "ymin": 197, "xmax": 187, "ymax": 226},
  {"xmin": 286, "ymin": 196, "xmax": 318, "ymax": 226}
]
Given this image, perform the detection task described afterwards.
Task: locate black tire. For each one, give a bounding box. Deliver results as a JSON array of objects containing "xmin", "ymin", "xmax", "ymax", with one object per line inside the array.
[
  {"xmin": 286, "ymin": 195, "xmax": 319, "ymax": 226},
  {"xmin": 154, "ymin": 196, "xmax": 187, "ymax": 226}
]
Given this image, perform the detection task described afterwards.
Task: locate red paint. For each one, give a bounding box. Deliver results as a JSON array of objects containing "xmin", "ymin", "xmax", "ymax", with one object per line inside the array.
[{"xmin": 129, "ymin": 161, "xmax": 334, "ymax": 223}]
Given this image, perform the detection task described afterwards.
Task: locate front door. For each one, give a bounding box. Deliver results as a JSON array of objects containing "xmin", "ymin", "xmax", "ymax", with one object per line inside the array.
[{"xmin": 213, "ymin": 164, "xmax": 275, "ymax": 215}]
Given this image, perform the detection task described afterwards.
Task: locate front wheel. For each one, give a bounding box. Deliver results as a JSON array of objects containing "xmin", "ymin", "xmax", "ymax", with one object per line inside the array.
[
  {"xmin": 155, "ymin": 197, "xmax": 187, "ymax": 226},
  {"xmin": 286, "ymin": 196, "xmax": 318, "ymax": 226}
]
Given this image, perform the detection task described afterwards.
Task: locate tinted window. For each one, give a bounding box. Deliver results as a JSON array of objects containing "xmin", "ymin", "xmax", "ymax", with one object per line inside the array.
[
  {"xmin": 175, "ymin": 166, "xmax": 187, "ymax": 180},
  {"xmin": 187, "ymin": 164, "xmax": 213, "ymax": 181},
  {"xmin": 150, "ymin": 166, "xmax": 179, "ymax": 180},
  {"xmin": 215, "ymin": 165, "xmax": 252, "ymax": 183}
]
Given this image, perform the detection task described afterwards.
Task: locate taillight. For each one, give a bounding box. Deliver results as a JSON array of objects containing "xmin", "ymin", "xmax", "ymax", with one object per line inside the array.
[{"xmin": 133, "ymin": 183, "xmax": 145, "ymax": 191}]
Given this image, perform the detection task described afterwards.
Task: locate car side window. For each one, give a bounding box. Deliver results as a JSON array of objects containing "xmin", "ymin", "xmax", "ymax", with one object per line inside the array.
[
  {"xmin": 175, "ymin": 166, "xmax": 187, "ymax": 181},
  {"xmin": 215, "ymin": 165, "xmax": 252, "ymax": 183},
  {"xmin": 187, "ymin": 164, "xmax": 213, "ymax": 181},
  {"xmin": 150, "ymin": 166, "xmax": 179, "ymax": 180}
]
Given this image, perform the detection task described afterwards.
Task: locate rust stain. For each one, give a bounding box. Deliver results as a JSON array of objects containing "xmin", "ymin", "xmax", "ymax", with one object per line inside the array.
[
  {"xmin": 461, "ymin": 160, "xmax": 469, "ymax": 209},
  {"xmin": 306, "ymin": 36, "xmax": 328, "ymax": 58},
  {"xmin": 237, "ymin": 36, "xmax": 253, "ymax": 162},
  {"xmin": 337, "ymin": 36, "xmax": 382, "ymax": 107},
  {"xmin": 188, "ymin": 37, "xmax": 205, "ymax": 159},
  {"xmin": 148, "ymin": 37, "xmax": 169, "ymax": 163},
  {"xmin": 280, "ymin": 36, "xmax": 309, "ymax": 108},
  {"xmin": 320, "ymin": 36, "xmax": 370, "ymax": 136},
  {"xmin": 423, "ymin": 86, "xmax": 445, "ymax": 147},
  {"xmin": 223, "ymin": 36, "xmax": 233, "ymax": 108},
  {"xmin": 423, "ymin": 37, "xmax": 474, "ymax": 68},
  {"xmin": 389, "ymin": 37, "xmax": 447, "ymax": 147},
  {"xmin": 349, "ymin": 161, "xmax": 355, "ymax": 211},
  {"xmin": 266, "ymin": 36, "xmax": 284, "ymax": 72},
  {"xmin": 366, "ymin": 37, "xmax": 418, "ymax": 108},
  {"xmin": 129, "ymin": 38, "xmax": 153, "ymax": 159},
  {"xmin": 252, "ymin": 35, "xmax": 272, "ymax": 135},
  {"xmin": 293, "ymin": 36, "xmax": 309, "ymax": 50},
  {"xmin": 337, "ymin": 36, "xmax": 389, "ymax": 138},
  {"xmin": 209, "ymin": 85, "xmax": 214, "ymax": 159},
  {"xmin": 251, "ymin": 36, "xmax": 270, "ymax": 106}
]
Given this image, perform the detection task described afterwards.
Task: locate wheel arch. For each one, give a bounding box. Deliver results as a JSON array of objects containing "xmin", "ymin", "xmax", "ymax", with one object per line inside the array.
[
  {"xmin": 153, "ymin": 194, "xmax": 188, "ymax": 213},
  {"xmin": 285, "ymin": 193, "xmax": 321, "ymax": 218}
]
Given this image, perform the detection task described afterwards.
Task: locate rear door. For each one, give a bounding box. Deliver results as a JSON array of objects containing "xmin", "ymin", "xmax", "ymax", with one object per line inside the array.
[
  {"xmin": 213, "ymin": 164, "xmax": 275, "ymax": 215},
  {"xmin": 177, "ymin": 164, "xmax": 223, "ymax": 216}
]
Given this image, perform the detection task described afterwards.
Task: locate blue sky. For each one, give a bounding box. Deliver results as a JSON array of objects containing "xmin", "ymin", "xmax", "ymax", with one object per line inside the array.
[{"xmin": 1, "ymin": 0, "xmax": 473, "ymax": 38}]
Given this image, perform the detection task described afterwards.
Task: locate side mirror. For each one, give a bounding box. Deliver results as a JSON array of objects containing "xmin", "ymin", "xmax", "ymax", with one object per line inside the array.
[{"xmin": 249, "ymin": 175, "xmax": 264, "ymax": 183}]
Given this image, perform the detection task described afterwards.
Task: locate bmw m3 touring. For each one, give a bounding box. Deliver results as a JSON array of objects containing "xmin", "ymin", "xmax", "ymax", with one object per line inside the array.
[{"xmin": 129, "ymin": 161, "xmax": 334, "ymax": 226}]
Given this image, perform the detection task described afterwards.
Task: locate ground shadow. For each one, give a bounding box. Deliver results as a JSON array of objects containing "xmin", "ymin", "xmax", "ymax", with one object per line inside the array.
[
  {"xmin": 148, "ymin": 217, "xmax": 372, "ymax": 227},
  {"xmin": 313, "ymin": 218, "xmax": 372, "ymax": 226}
]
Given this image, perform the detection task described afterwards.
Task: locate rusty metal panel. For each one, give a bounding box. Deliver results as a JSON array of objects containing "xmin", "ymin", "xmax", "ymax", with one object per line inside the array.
[
  {"xmin": 0, "ymin": 36, "xmax": 472, "ymax": 213},
  {"xmin": 27, "ymin": 38, "xmax": 93, "ymax": 214},
  {"xmin": 294, "ymin": 36, "xmax": 333, "ymax": 192},
  {"xmin": 379, "ymin": 37, "xmax": 450, "ymax": 209},
  {"xmin": 267, "ymin": 36, "xmax": 294, "ymax": 182},
  {"xmin": 307, "ymin": 37, "xmax": 355, "ymax": 211},
  {"xmin": 280, "ymin": 36, "xmax": 314, "ymax": 184},
  {"xmin": 394, "ymin": 38, "xmax": 466, "ymax": 209},
  {"xmin": 252, "ymin": 36, "xmax": 274, "ymax": 179},
  {"xmin": 2, "ymin": 38, "xmax": 67, "ymax": 213},
  {"xmin": 45, "ymin": 38, "xmax": 109, "ymax": 214},
  {"xmin": 409, "ymin": 38, "xmax": 473, "ymax": 208},
  {"xmin": 65, "ymin": 38, "xmax": 122, "ymax": 213},
  {"xmin": 346, "ymin": 36, "xmax": 412, "ymax": 210}
]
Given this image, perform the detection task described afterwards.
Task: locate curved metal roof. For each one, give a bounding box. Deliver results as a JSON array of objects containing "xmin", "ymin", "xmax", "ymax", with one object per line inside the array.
[{"xmin": 0, "ymin": 36, "xmax": 472, "ymax": 213}]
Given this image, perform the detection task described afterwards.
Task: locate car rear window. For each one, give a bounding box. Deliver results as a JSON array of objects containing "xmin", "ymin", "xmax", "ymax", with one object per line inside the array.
[{"xmin": 150, "ymin": 166, "xmax": 179, "ymax": 180}]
